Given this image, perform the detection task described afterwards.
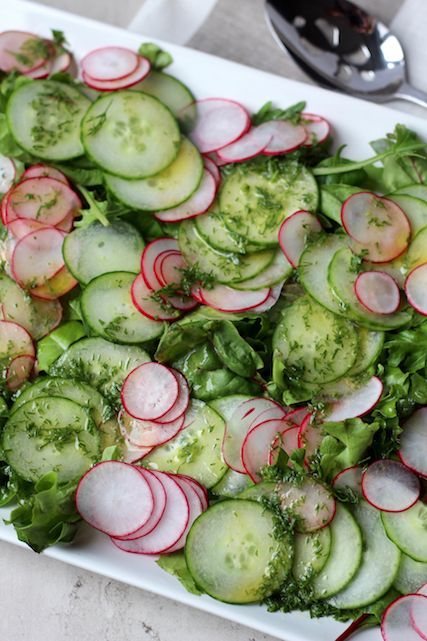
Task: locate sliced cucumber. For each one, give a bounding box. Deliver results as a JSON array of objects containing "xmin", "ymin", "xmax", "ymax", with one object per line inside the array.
[
  {"xmin": 395, "ymin": 184, "xmax": 427, "ymax": 201},
  {"xmin": 273, "ymin": 295, "xmax": 358, "ymax": 384},
  {"xmin": 63, "ymin": 221, "xmax": 144, "ymax": 285},
  {"xmin": 320, "ymin": 188, "xmax": 342, "ymax": 224},
  {"xmin": 390, "ymin": 194, "xmax": 427, "ymax": 235},
  {"xmin": 50, "ymin": 337, "xmax": 150, "ymax": 405},
  {"xmin": 3, "ymin": 396, "xmax": 100, "ymax": 483},
  {"xmin": 328, "ymin": 247, "xmax": 412, "ymax": 330},
  {"xmin": 233, "ymin": 250, "xmax": 292, "ymax": 290},
  {"xmin": 179, "ymin": 220, "xmax": 274, "ymax": 284},
  {"xmin": 238, "ymin": 482, "xmax": 276, "ymax": 500},
  {"xmin": 185, "ymin": 499, "xmax": 292, "ymax": 603},
  {"xmin": 394, "ymin": 553, "xmax": 427, "ymax": 594},
  {"xmin": 7, "ymin": 80, "xmax": 90, "ymax": 160},
  {"xmin": 211, "ymin": 468, "xmax": 254, "ymax": 498},
  {"xmin": 328, "ymin": 501, "xmax": 401, "ymax": 609},
  {"xmin": 312, "ymin": 504, "xmax": 362, "ymax": 599},
  {"xmin": 219, "ymin": 161, "xmax": 318, "ymax": 246},
  {"xmin": 132, "ymin": 70, "xmax": 195, "ymax": 121},
  {"xmin": 195, "ymin": 206, "xmax": 247, "ymax": 255},
  {"xmin": 405, "ymin": 225, "xmax": 427, "ymax": 273},
  {"xmin": 143, "ymin": 400, "xmax": 227, "ymax": 488},
  {"xmin": 105, "ymin": 137, "xmax": 203, "ymax": 210},
  {"xmin": 81, "ymin": 90, "xmax": 180, "ymax": 178},
  {"xmin": 81, "ymin": 271, "xmax": 164, "ymax": 344},
  {"xmin": 348, "ymin": 328, "xmax": 384, "ymax": 376},
  {"xmin": 292, "ymin": 527, "xmax": 332, "ymax": 582},
  {"xmin": 382, "ymin": 501, "xmax": 427, "ymax": 563}
]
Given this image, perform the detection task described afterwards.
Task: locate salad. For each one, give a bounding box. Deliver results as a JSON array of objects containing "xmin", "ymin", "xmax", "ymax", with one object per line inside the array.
[{"xmin": 0, "ymin": 28, "xmax": 426, "ymax": 641}]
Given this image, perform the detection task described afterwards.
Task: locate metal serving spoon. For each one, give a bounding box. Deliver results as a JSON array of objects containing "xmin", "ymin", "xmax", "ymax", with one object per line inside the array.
[{"xmin": 265, "ymin": 0, "xmax": 427, "ymax": 109}]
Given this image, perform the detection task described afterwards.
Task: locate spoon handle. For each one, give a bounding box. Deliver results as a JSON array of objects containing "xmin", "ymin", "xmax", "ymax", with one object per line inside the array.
[{"xmin": 394, "ymin": 82, "xmax": 427, "ymax": 110}]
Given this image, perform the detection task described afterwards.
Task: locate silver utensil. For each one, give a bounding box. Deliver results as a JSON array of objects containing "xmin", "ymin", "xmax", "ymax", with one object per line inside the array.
[{"xmin": 265, "ymin": 0, "xmax": 427, "ymax": 109}]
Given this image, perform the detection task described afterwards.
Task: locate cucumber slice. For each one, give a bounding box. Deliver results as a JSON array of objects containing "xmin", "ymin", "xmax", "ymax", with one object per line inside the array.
[
  {"xmin": 382, "ymin": 501, "xmax": 427, "ymax": 563},
  {"xmin": 405, "ymin": 226, "xmax": 427, "ymax": 273},
  {"xmin": 132, "ymin": 70, "xmax": 195, "ymax": 121},
  {"xmin": 312, "ymin": 504, "xmax": 362, "ymax": 599},
  {"xmin": 328, "ymin": 247, "xmax": 412, "ymax": 330},
  {"xmin": 299, "ymin": 233, "xmax": 349, "ymax": 316},
  {"xmin": 233, "ymin": 250, "xmax": 292, "ymax": 290},
  {"xmin": 195, "ymin": 207, "xmax": 247, "ymax": 255},
  {"xmin": 50, "ymin": 337, "xmax": 150, "ymax": 405},
  {"xmin": 390, "ymin": 194, "xmax": 427, "ymax": 235},
  {"xmin": 238, "ymin": 481, "xmax": 276, "ymax": 500},
  {"xmin": 394, "ymin": 553, "xmax": 427, "ymax": 594},
  {"xmin": 320, "ymin": 188, "xmax": 342, "ymax": 224},
  {"xmin": 273, "ymin": 295, "xmax": 358, "ymax": 384},
  {"xmin": 105, "ymin": 137, "xmax": 203, "ymax": 211},
  {"xmin": 211, "ymin": 468, "xmax": 253, "ymax": 498},
  {"xmin": 348, "ymin": 328, "xmax": 384, "ymax": 376},
  {"xmin": 185, "ymin": 499, "xmax": 292, "ymax": 603},
  {"xmin": 80, "ymin": 271, "xmax": 164, "ymax": 344},
  {"xmin": 179, "ymin": 220, "xmax": 274, "ymax": 284},
  {"xmin": 11, "ymin": 376, "xmax": 112, "ymax": 426},
  {"xmin": 219, "ymin": 161, "xmax": 318, "ymax": 246},
  {"xmin": 143, "ymin": 399, "xmax": 227, "ymax": 488},
  {"xmin": 395, "ymin": 184, "xmax": 427, "ymax": 201},
  {"xmin": 7, "ymin": 80, "xmax": 90, "ymax": 160},
  {"xmin": 81, "ymin": 90, "xmax": 180, "ymax": 178},
  {"xmin": 3, "ymin": 396, "xmax": 100, "ymax": 483},
  {"xmin": 328, "ymin": 501, "xmax": 401, "ymax": 609},
  {"xmin": 63, "ymin": 221, "xmax": 144, "ymax": 285},
  {"xmin": 292, "ymin": 527, "xmax": 332, "ymax": 582}
]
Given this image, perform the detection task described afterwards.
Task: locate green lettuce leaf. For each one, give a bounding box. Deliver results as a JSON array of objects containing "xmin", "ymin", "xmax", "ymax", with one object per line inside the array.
[
  {"xmin": 37, "ymin": 320, "xmax": 86, "ymax": 372},
  {"xmin": 138, "ymin": 43, "xmax": 173, "ymax": 70},
  {"xmin": 318, "ymin": 418, "xmax": 380, "ymax": 479},
  {"xmin": 157, "ymin": 552, "xmax": 202, "ymax": 595}
]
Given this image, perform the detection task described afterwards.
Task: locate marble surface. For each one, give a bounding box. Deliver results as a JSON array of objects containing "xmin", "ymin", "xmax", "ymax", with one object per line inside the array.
[{"xmin": 1, "ymin": 1, "xmax": 407, "ymax": 641}]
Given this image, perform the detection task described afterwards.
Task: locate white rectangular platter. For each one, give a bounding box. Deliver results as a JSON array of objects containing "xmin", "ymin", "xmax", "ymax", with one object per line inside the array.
[{"xmin": 1, "ymin": 3, "xmax": 427, "ymax": 640}]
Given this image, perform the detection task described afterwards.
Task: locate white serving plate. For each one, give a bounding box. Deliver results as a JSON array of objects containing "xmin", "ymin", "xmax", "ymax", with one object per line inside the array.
[{"xmin": 1, "ymin": 3, "xmax": 427, "ymax": 640}]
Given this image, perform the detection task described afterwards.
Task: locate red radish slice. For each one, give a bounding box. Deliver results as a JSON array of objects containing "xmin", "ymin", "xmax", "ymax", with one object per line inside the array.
[
  {"xmin": 381, "ymin": 594, "xmax": 427, "ymax": 641},
  {"xmin": 81, "ymin": 46, "xmax": 139, "ymax": 81},
  {"xmin": 278, "ymin": 210, "xmax": 322, "ymax": 268},
  {"xmin": 7, "ymin": 177, "xmax": 80, "ymax": 225},
  {"xmin": 216, "ymin": 125, "xmax": 272, "ymax": 163},
  {"xmin": 25, "ymin": 58, "xmax": 51, "ymax": 79},
  {"xmin": 155, "ymin": 370, "xmax": 190, "ymax": 424},
  {"xmin": 354, "ymin": 271, "xmax": 400, "ymax": 315},
  {"xmin": 50, "ymin": 51, "xmax": 72, "ymax": 74},
  {"xmin": 155, "ymin": 170, "xmax": 217, "ymax": 223},
  {"xmin": 131, "ymin": 273, "xmax": 180, "ymax": 321},
  {"xmin": 121, "ymin": 440, "xmax": 153, "ymax": 464},
  {"xmin": 199, "ymin": 284, "xmax": 270, "ymax": 312},
  {"xmin": 168, "ymin": 294, "xmax": 198, "ymax": 312},
  {"xmin": 190, "ymin": 286, "xmax": 203, "ymax": 304},
  {"xmin": 248, "ymin": 282, "xmax": 284, "ymax": 313},
  {"xmin": 155, "ymin": 250, "xmax": 184, "ymax": 288},
  {"xmin": 0, "ymin": 156, "xmax": 15, "ymax": 193},
  {"xmin": 259, "ymin": 120, "xmax": 307, "ymax": 155},
  {"xmin": 325, "ymin": 376, "xmax": 383, "ymax": 423},
  {"xmin": 6, "ymin": 353, "xmax": 35, "ymax": 391},
  {"xmin": 112, "ymin": 471, "xmax": 189, "ymax": 554},
  {"xmin": 183, "ymin": 98, "xmax": 250, "ymax": 154},
  {"xmin": 22, "ymin": 164, "xmax": 69, "ymax": 185},
  {"xmin": 119, "ymin": 410, "xmax": 184, "ymax": 448},
  {"xmin": 141, "ymin": 238, "xmax": 179, "ymax": 292},
  {"xmin": 117, "ymin": 468, "xmax": 167, "ymax": 541},
  {"xmin": 302, "ymin": 113, "xmax": 331, "ymax": 146},
  {"xmin": 412, "ymin": 594, "xmax": 427, "ymax": 640},
  {"xmin": 405, "ymin": 263, "xmax": 427, "ymax": 316},
  {"xmin": 268, "ymin": 425, "xmax": 300, "ymax": 465},
  {"xmin": 286, "ymin": 407, "xmax": 310, "ymax": 426},
  {"xmin": 362, "ymin": 459, "xmax": 420, "ymax": 513},
  {"xmin": 162, "ymin": 476, "xmax": 204, "ymax": 553},
  {"xmin": 332, "ymin": 466, "xmax": 363, "ymax": 494},
  {"xmin": 178, "ymin": 475, "xmax": 208, "ymax": 511},
  {"xmin": 418, "ymin": 585, "xmax": 427, "ymax": 597},
  {"xmin": 121, "ymin": 363, "xmax": 179, "ymax": 421},
  {"xmin": 0, "ymin": 31, "xmax": 48, "ymax": 73},
  {"xmin": 206, "ymin": 150, "xmax": 229, "ymax": 167},
  {"xmin": 0, "ymin": 320, "xmax": 35, "ymax": 359},
  {"xmin": 11, "ymin": 227, "xmax": 66, "ymax": 288},
  {"xmin": 278, "ymin": 478, "xmax": 336, "ymax": 532},
  {"xmin": 75, "ymin": 461, "xmax": 154, "ymax": 537},
  {"xmin": 30, "ymin": 265, "xmax": 77, "ymax": 300},
  {"xmin": 203, "ymin": 156, "xmax": 220, "ymax": 187},
  {"xmin": 82, "ymin": 57, "xmax": 150, "ymax": 91},
  {"xmin": 242, "ymin": 417, "xmax": 295, "ymax": 482},
  {"xmin": 1, "ymin": 191, "xmax": 10, "ymax": 225},
  {"xmin": 399, "ymin": 407, "xmax": 427, "ymax": 479},
  {"xmin": 250, "ymin": 404, "xmax": 288, "ymax": 428},
  {"xmin": 7, "ymin": 212, "xmax": 73, "ymax": 239},
  {"xmin": 342, "ymin": 193, "xmax": 411, "ymax": 263},
  {"xmin": 298, "ymin": 413, "xmax": 322, "ymax": 460}
]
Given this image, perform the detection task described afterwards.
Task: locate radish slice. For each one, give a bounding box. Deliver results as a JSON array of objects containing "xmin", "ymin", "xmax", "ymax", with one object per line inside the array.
[
  {"xmin": 297, "ymin": 414, "xmax": 322, "ymax": 460},
  {"xmin": 7, "ymin": 177, "xmax": 80, "ymax": 225},
  {"xmin": 112, "ymin": 471, "xmax": 190, "ymax": 554},
  {"xmin": 354, "ymin": 271, "xmax": 400, "ymax": 315},
  {"xmin": 178, "ymin": 475, "xmax": 208, "ymax": 511},
  {"xmin": 121, "ymin": 362, "xmax": 179, "ymax": 421},
  {"xmin": 81, "ymin": 46, "xmax": 139, "ymax": 81},
  {"xmin": 0, "ymin": 156, "xmax": 15, "ymax": 193},
  {"xmin": 242, "ymin": 417, "xmax": 294, "ymax": 482},
  {"xmin": 141, "ymin": 238, "xmax": 179, "ymax": 292},
  {"xmin": 302, "ymin": 113, "xmax": 331, "ymax": 146},
  {"xmin": 362, "ymin": 459, "xmax": 420, "ymax": 513},
  {"xmin": 216, "ymin": 125, "xmax": 272, "ymax": 163},
  {"xmin": 405, "ymin": 263, "xmax": 427, "ymax": 316},
  {"xmin": 199, "ymin": 284, "xmax": 270, "ymax": 312},
  {"xmin": 0, "ymin": 320, "xmax": 35, "ymax": 359},
  {"xmin": 278, "ymin": 210, "xmax": 322, "ymax": 268},
  {"xmin": 0, "ymin": 31, "xmax": 48, "ymax": 73},
  {"xmin": 278, "ymin": 478, "xmax": 336, "ymax": 532},
  {"xmin": 119, "ymin": 410, "xmax": 184, "ymax": 448},
  {"xmin": 158, "ymin": 251, "xmax": 185, "ymax": 288},
  {"xmin": 325, "ymin": 376, "xmax": 383, "ymax": 423},
  {"xmin": 155, "ymin": 370, "xmax": 190, "ymax": 424},
  {"xmin": 206, "ymin": 150, "xmax": 229, "ymax": 167},
  {"xmin": 399, "ymin": 407, "xmax": 427, "ymax": 478},
  {"xmin": 6, "ymin": 353, "xmax": 35, "ymax": 391},
  {"xmin": 11, "ymin": 227, "xmax": 66, "ymax": 288},
  {"xmin": 332, "ymin": 466, "xmax": 363, "ymax": 494},
  {"xmin": 203, "ymin": 156, "xmax": 221, "ymax": 187},
  {"xmin": 418, "ymin": 585, "xmax": 427, "ymax": 597},
  {"xmin": 22, "ymin": 164, "xmax": 69, "ymax": 185},
  {"xmin": 162, "ymin": 476, "xmax": 204, "ymax": 553},
  {"xmin": 82, "ymin": 57, "xmax": 150, "ymax": 91},
  {"xmin": 268, "ymin": 425, "xmax": 299, "ymax": 465},
  {"xmin": 30, "ymin": 264, "xmax": 78, "ymax": 300},
  {"xmin": 116, "ymin": 468, "xmax": 167, "ymax": 540},
  {"xmin": 155, "ymin": 170, "xmax": 216, "ymax": 222},
  {"xmin": 25, "ymin": 58, "xmax": 51, "ymax": 79},
  {"xmin": 286, "ymin": 407, "xmax": 310, "ymax": 426},
  {"xmin": 131, "ymin": 273, "xmax": 180, "ymax": 321},
  {"xmin": 75, "ymin": 461, "xmax": 154, "ymax": 537},
  {"xmin": 411, "ymin": 594, "xmax": 427, "ymax": 640},
  {"xmin": 168, "ymin": 294, "xmax": 198, "ymax": 312},
  {"xmin": 248, "ymin": 282, "xmax": 284, "ymax": 313},
  {"xmin": 7, "ymin": 212, "xmax": 73, "ymax": 239},
  {"xmin": 121, "ymin": 440, "xmax": 153, "ymax": 464},
  {"xmin": 183, "ymin": 98, "xmax": 250, "ymax": 154},
  {"xmin": 50, "ymin": 51, "xmax": 72, "ymax": 74},
  {"xmin": 259, "ymin": 120, "xmax": 307, "ymax": 155},
  {"xmin": 341, "ymin": 193, "xmax": 411, "ymax": 263},
  {"xmin": 381, "ymin": 594, "xmax": 427, "ymax": 641}
]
